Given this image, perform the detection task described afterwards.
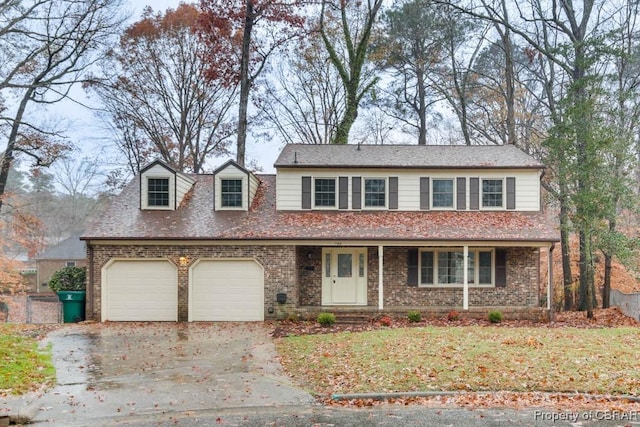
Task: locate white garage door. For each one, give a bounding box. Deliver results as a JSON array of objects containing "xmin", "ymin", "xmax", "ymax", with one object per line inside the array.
[
  {"xmin": 103, "ymin": 260, "xmax": 178, "ymax": 321},
  {"xmin": 190, "ymin": 259, "xmax": 264, "ymax": 321}
]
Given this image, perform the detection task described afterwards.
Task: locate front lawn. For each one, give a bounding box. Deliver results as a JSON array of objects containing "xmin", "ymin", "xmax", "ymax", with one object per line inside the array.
[
  {"xmin": 276, "ymin": 326, "xmax": 640, "ymax": 397},
  {"xmin": 0, "ymin": 324, "xmax": 55, "ymax": 396}
]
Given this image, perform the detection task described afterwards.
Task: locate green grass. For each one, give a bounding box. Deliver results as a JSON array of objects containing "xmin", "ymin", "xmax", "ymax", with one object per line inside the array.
[
  {"xmin": 0, "ymin": 324, "xmax": 55, "ymax": 395},
  {"xmin": 276, "ymin": 326, "xmax": 640, "ymax": 396}
]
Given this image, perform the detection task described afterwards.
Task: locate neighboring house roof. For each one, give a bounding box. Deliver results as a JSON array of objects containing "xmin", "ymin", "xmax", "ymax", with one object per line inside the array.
[
  {"xmin": 36, "ymin": 235, "xmax": 86, "ymax": 260},
  {"xmin": 83, "ymin": 175, "xmax": 559, "ymax": 243},
  {"xmin": 274, "ymin": 144, "xmax": 544, "ymax": 169}
]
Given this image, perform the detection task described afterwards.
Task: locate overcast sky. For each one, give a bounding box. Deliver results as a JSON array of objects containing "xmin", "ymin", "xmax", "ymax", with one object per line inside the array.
[{"xmin": 66, "ymin": 0, "xmax": 279, "ymax": 175}]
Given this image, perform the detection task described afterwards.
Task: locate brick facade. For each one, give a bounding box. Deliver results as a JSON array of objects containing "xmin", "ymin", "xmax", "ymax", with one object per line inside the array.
[
  {"xmin": 89, "ymin": 243, "xmax": 540, "ymax": 321},
  {"xmin": 381, "ymin": 247, "xmax": 540, "ymax": 308},
  {"xmin": 295, "ymin": 246, "xmax": 540, "ymax": 309},
  {"xmin": 88, "ymin": 244, "xmax": 296, "ymax": 321}
]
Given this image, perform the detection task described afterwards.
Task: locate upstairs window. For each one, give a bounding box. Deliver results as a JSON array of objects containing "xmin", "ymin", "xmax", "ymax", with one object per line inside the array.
[
  {"xmin": 221, "ymin": 179, "xmax": 243, "ymax": 207},
  {"xmin": 364, "ymin": 178, "xmax": 386, "ymax": 207},
  {"xmin": 148, "ymin": 178, "xmax": 169, "ymax": 207},
  {"xmin": 314, "ymin": 178, "xmax": 336, "ymax": 207},
  {"xmin": 482, "ymin": 179, "xmax": 503, "ymax": 208},
  {"xmin": 432, "ymin": 179, "xmax": 454, "ymax": 208}
]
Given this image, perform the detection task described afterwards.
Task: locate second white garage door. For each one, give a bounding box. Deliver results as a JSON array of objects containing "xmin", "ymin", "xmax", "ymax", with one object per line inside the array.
[{"xmin": 189, "ymin": 259, "xmax": 264, "ymax": 321}]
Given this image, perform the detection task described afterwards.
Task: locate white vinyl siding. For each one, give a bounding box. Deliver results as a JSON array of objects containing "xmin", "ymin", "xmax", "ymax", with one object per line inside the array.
[
  {"xmin": 140, "ymin": 163, "xmax": 195, "ymax": 210},
  {"xmin": 276, "ymin": 168, "xmax": 541, "ymax": 211},
  {"xmin": 249, "ymin": 173, "xmax": 260, "ymax": 206},
  {"xmin": 175, "ymin": 172, "xmax": 195, "ymax": 207}
]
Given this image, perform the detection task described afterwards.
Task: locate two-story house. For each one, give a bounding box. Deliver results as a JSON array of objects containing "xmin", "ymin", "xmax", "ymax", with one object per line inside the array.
[{"xmin": 82, "ymin": 144, "xmax": 559, "ymax": 322}]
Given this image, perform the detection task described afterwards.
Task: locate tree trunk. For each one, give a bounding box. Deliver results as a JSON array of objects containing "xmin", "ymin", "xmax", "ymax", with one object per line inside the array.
[
  {"xmin": 236, "ymin": 0, "xmax": 254, "ymax": 167},
  {"xmin": 417, "ymin": 68, "xmax": 427, "ymax": 145},
  {"xmin": 0, "ymin": 87, "xmax": 34, "ymax": 214},
  {"xmin": 333, "ymin": 93, "xmax": 358, "ymax": 144},
  {"xmin": 560, "ymin": 197, "xmax": 573, "ymax": 311}
]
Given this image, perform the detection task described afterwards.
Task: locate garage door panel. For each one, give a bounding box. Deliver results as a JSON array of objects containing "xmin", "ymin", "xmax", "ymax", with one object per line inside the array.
[
  {"xmin": 190, "ymin": 260, "xmax": 263, "ymax": 321},
  {"xmin": 104, "ymin": 260, "xmax": 177, "ymax": 321}
]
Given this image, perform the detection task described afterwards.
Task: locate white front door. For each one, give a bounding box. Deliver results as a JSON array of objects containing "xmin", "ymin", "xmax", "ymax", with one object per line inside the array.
[{"xmin": 322, "ymin": 248, "xmax": 367, "ymax": 305}]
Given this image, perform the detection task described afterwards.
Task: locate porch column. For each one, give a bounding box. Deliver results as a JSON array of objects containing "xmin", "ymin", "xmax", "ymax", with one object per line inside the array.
[
  {"xmin": 463, "ymin": 245, "xmax": 469, "ymax": 310},
  {"xmin": 548, "ymin": 244, "xmax": 555, "ymax": 315},
  {"xmin": 378, "ymin": 245, "xmax": 384, "ymax": 310}
]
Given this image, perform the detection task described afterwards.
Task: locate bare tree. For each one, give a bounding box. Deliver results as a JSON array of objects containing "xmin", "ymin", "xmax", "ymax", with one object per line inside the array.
[
  {"xmin": 0, "ymin": 0, "xmax": 126, "ymax": 214},
  {"xmin": 260, "ymin": 31, "xmax": 345, "ymax": 145},
  {"xmin": 90, "ymin": 4, "xmax": 237, "ymax": 174}
]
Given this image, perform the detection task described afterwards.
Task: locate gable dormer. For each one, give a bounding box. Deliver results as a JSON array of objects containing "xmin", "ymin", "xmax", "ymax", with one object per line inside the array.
[
  {"xmin": 213, "ymin": 160, "xmax": 260, "ymax": 211},
  {"xmin": 140, "ymin": 160, "xmax": 195, "ymax": 210}
]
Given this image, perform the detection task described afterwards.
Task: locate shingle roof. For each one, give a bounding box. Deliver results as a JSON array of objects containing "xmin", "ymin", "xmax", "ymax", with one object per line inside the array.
[
  {"xmin": 274, "ymin": 144, "xmax": 544, "ymax": 169},
  {"xmin": 36, "ymin": 234, "xmax": 86, "ymax": 260},
  {"xmin": 83, "ymin": 175, "xmax": 559, "ymax": 243}
]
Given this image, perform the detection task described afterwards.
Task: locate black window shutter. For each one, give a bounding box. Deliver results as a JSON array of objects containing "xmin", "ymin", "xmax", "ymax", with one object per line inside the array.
[
  {"xmin": 506, "ymin": 177, "xmax": 516, "ymax": 210},
  {"xmin": 470, "ymin": 178, "xmax": 479, "ymax": 210},
  {"xmin": 420, "ymin": 177, "xmax": 430, "ymax": 210},
  {"xmin": 339, "ymin": 176, "xmax": 348, "ymax": 209},
  {"xmin": 352, "ymin": 177, "xmax": 361, "ymax": 209},
  {"xmin": 389, "ymin": 177, "xmax": 398, "ymax": 209},
  {"xmin": 495, "ymin": 249, "xmax": 507, "ymax": 287},
  {"xmin": 456, "ymin": 177, "xmax": 466, "ymax": 210},
  {"xmin": 407, "ymin": 248, "xmax": 419, "ymax": 286},
  {"xmin": 302, "ymin": 176, "xmax": 311, "ymax": 209}
]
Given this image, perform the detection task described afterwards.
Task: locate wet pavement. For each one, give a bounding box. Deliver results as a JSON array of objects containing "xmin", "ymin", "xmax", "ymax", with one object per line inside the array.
[
  {"xmin": 3, "ymin": 323, "xmax": 636, "ymax": 426},
  {"xmin": 2, "ymin": 322, "xmax": 315, "ymax": 425}
]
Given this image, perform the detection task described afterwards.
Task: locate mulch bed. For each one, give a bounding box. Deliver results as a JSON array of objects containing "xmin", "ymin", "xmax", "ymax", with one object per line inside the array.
[{"xmin": 271, "ymin": 307, "xmax": 639, "ymax": 338}]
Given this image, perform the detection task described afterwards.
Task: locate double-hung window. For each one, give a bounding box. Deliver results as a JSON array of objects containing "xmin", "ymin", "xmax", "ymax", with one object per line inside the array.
[
  {"xmin": 314, "ymin": 178, "xmax": 336, "ymax": 207},
  {"xmin": 221, "ymin": 179, "xmax": 243, "ymax": 207},
  {"xmin": 420, "ymin": 248, "xmax": 494, "ymax": 286},
  {"xmin": 148, "ymin": 178, "xmax": 169, "ymax": 207},
  {"xmin": 364, "ymin": 178, "xmax": 386, "ymax": 207},
  {"xmin": 482, "ymin": 179, "xmax": 503, "ymax": 208},
  {"xmin": 432, "ymin": 179, "xmax": 454, "ymax": 208}
]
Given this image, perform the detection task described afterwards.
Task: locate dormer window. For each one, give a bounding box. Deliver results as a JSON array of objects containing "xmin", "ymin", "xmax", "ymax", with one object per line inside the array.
[
  {"xmin": 221, "ymin": 179, "xmax": 243, "ymax": 207},
  {"xmin": 148, "ymin": 178, "xmax": 170, "ymax": 207}
]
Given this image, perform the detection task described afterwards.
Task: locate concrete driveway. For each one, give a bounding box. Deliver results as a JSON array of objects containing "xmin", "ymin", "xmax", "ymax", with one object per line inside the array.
[{"xmin": 2, "ymin": 322, "xmax": 315, "ymax": 426}]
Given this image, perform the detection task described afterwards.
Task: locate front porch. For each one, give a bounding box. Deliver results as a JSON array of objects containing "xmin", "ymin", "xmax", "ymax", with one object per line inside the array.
[{"xmin": 293, "ymin": 243, "xmax": 553, "ymax": 321}]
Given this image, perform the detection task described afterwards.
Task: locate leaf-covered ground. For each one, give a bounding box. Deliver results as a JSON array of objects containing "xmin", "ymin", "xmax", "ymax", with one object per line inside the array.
[
  {"xmin": 0, "ymin": 324, "xmax": 57, "ymax": 396},
  {"xmin": 275, "ymin": 312, "xmax": 640, "ymax": 410}
]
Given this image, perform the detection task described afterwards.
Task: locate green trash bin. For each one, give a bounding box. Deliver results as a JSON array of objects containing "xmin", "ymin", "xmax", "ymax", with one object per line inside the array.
[{"xmin": 57, "ymin": 291, "xmax": 86, "ymax": 323}]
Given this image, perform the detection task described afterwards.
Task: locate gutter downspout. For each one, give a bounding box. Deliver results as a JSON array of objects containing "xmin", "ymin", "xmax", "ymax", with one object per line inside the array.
[
  {"xmin": 463, "ymin": 245, "xmax": 469, "ymax": 310},
  {"xmin": 87, "ymin": 242, "xmax": 94, "ymax": 321},
  {"xmin": 378, "ymin": 245, "xmax": 383, "ymax": 310}
]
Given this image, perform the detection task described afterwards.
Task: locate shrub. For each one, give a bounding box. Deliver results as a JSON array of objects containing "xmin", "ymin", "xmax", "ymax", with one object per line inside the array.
[
  {"xmin": 407, "ymin": 310, "xmax": 422, "ymax": 323},
  {"xmin": 286, "ymin": 313, "xmax": 300, "ymax": 323},
  {"xmin": 48, "ymin": 266, "xmax": 86, "ymax": 293},
  {"xmin": 447, "ymin": 310, "xmax": 460, "ymax": 322},
  {"xmin": 488, "ymin": 310, "xmax": 503, "ymax": 323},
  {"xmin": 317, "ymin": 312, "xmax": 336, "ymax": 327},
  {"xmin": 378, "ymin": 315, "xmax": 393, "ymax": 327}
]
